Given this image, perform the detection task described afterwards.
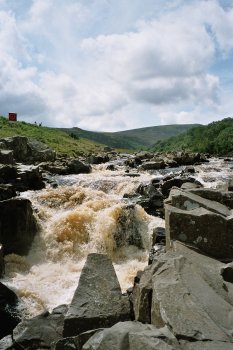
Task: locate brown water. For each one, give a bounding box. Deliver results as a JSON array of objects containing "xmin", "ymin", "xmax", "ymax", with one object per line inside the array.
[{"xmin": 3, "ymin": 166, "xmax": 164, "ymax": 317}]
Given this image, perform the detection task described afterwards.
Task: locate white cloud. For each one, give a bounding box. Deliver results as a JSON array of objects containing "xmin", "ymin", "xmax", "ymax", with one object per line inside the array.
[{"xmin": 0, "ymin": 0, "xmax": 233, "ymax": 130}]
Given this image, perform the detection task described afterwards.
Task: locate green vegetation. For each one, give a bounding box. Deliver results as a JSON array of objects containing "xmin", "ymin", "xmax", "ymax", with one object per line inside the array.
[
  {"xmin": 0, "ymin": 116, "xmax": 104, "ymax": 156},
  {"xmin": 59, "ymin": 124, "xmax": 198, "ymax": 150},
  {"xmin": 151, "ymin": 118, "xmax": 233, "ymax": 155}
]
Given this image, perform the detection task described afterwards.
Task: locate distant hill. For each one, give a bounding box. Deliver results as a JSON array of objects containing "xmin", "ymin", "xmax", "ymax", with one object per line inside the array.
[
  {"xmin": 150, "ymin": 118, "xmax": 233, "ymax": 155},
  {"xmin": 0, "ymin": 116, "xmax": 104, "ymax": 156},
  {"xmin": 59, "ymin": 124, "xmax": 198, "ymax": 150}
]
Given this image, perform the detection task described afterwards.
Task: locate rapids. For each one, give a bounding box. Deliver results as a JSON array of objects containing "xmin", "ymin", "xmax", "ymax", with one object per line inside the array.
[{"xmin": 2, "ymin": 157, "xmax": 233, "ymax": 318}]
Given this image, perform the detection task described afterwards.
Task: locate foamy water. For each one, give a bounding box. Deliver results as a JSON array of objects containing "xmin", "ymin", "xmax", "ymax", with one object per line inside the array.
[{"xmin": 2, "ymin": 158, "xmax": 232, "ymax": 317}]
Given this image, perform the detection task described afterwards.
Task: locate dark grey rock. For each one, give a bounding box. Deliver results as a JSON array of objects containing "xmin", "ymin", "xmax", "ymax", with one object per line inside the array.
[
  {"xmin": 151, "ymin": 243, "xmax": 233, "ymax": 342},
  {"xmin": 139, "ymin": 161, "xmax": 165, "ymax": 171},
  {"xmin": 165, "ymin": 188, "xmax": 233, "ymax": 260},
  {"xmin": 0, "ymin": 282, "xmax": 21, "ymax": 340},
  {"xmin": 63, "ymin": 254, "xmax": 131, "ymax": 337},
  {"xmin": 0, "ymin": 198, "xmax": 38, "ymax": 256},
  {"xmin": 0, "ymin": 150, "xmax": 14, "ymax": 165},
  {"xmin": 13, "ymin": 305, "xmax": 67, "ymax": 349},
  {"xmin": 55, "ymin": 329, "xmax": 104, "ymax": 350},
  {"xmin": 0, "ymin": 185, "xmax": 16, "ymax": 201},
  {"xmin": 0, "ymin": 244, "xmax": 4, "ymax": 277},
  {"xmin": 180, "ymin": 341, "xmax": 233, "ymax": 350}
]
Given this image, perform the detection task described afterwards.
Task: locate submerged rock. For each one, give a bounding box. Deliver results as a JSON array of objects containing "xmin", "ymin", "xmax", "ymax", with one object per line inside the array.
[{"xmin": 63, "ymin": 254, "xmax": 131, "ymax": 337}]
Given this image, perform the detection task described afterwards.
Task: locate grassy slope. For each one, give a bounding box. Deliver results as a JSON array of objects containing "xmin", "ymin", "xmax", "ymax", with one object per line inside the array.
[
  {"xmin": 0, "ymin": 117, "xmax": 104, "ymax": 156},
  {"xmin": 150, "ymin": 118, "xmax": 233, "ymax": 155},
  {"xmin": 60, "ymin": 124, "xmax": 198, "ymax": 149}
]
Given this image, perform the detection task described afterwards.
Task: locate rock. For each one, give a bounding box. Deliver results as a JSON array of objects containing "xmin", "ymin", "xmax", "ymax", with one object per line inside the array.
[
  {"xmin": 139, "ymin": 161, "xmax": 165, "ymax": 171},
  {"xmin": 132, "ymin": 266, "xmax": 154, "ymax": 324},
  {"xmin": 221, "ymin": 263, "xmax": 233, "ymax": 283},
  {"xmin": 172, "ymin": 152, "xmax": 202, "ymax": 166},
  {"xmin": 83, "ymin": 321, "xmax": 180, "ymax": 350},
  {"xmin": 0, "ymin": 165, "xmax": 17, "ymax": 184},
  {"xmin": 0, "ymin": 282, "xmax": 21, "ymax": 339},
  {"xmin": 0, "ymin": 185, "xmax": 16, "ymax": 201},
  {"xmin": 150, "ymin": 243, "xmax": 233, "ymax": 342},
  {"xmin": 113, "ymin": 205, "xmax": 144, "ymax": 249},
  {"xmin": 43, "ymin": 158, "xmax": 91, "ymax": 175},
  {"xmin": 152, "ymin": 227, "xmax": 165, "ymax": 246},
  {"xmin": 0, "ymin": 198, "xmax": 38, "ymax": 256},
  {"xmin": 12, "ymin": 305, "xmax": 68, "ymax": 349},
  {"xmin": 15, "ymin": 164, "xmax": 45, "ymax": 191},
  {"xmin": 190, "ymin": 188, "xmax": 233, "ymax": 209},
  {"xmin": 180, "ymin": 182, "xmax": 200, "ymax": 190},
  {"xmin": 164, "ymin": 188, "xmax": 233, "ymax": 260},
  {"xmin": 0, "ymin": 150, "xmax": 14, "ymax": 165},
  {"xmin": 0, "ymin": 136, "xmax": 56, "ymax": 163},
  {"xmin": 0, "ymin": 335, "xmax": 14, "ymax": 349},
  {"xmin": 67, "ymin": 159, "xmax": 91, "ymax": 174},
  {"xmin": 161, "ymin": 177, "xmax": 202, "ymax": 197},
  {"xmin": 55, "ymin": 329, "xmax": 104, "ymax": 350},
  {"xmin": 1, "ymin": 136, "xmax": 29, "ymax": 162},
  {"xmin": 63, "ymin": 254, "xmax": 131, "ymax": 337},
  {"xmin": 27, "ymin": 138, "xmax": 56, "ymax": 162},
  {"xmin": 88, "ymin": 154, "xmax": 109, "ymax": 164},
  {"xmin": 180, "ymin": 341, "xmax": 233, "ymax": 349},
  {"xmin": 0, "ymin": 244, "xmax": 4, "ymax": 277}
]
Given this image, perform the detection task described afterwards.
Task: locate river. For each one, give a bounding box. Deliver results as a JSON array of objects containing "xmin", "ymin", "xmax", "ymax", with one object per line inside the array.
[{"xmin": 2, "ymin": 156, "xmax": 233, "ymax": 318}]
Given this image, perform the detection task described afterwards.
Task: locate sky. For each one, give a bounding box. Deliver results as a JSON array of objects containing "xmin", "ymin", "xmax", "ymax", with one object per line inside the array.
[{"xmin": 0, "ymin": 0, "xmax": 233, "ymax": 131}]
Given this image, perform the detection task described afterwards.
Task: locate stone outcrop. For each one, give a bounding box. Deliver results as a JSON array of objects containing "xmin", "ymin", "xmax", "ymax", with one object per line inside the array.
[
  {"xmin": 0, "ymin": 136, "xmax": 56, "ymax": 163},
  {"xmin": 0, "ymin": 282, "xmax": 21, "ymax": 339},
  {"xmin": 0, "ymin": 198, "xmax": 38, "ymax": 256},
  {"xmin": 63, "ymin": 254, "xmax": 131, "ymax": 337},
  {"xmin": 10, "ymin": 305, "xmax": 67, "ymax": 349},
  {"xmin": 83, "ymin": 321, "xmax": 180, "ymax": 350},
  {"xmin": 0, "ymin": 164, "xmax": 45, "ymax": 192},
  {"xmin": 0, "ymin": 184, "xmax": 16, "ymax": 201},
  {"xmin": 42, "ymin": 158, "xmax": 91, "ymax": 175},
  {"xmin": 164, "ymin": 188, "xmax": 233, "ymax": 260},
  {"xmin": 132, "ymin": 242, "xmax": 233, "ymax": 346}
]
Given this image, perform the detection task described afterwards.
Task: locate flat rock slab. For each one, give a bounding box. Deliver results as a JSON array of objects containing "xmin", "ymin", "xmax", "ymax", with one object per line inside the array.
[
  {"xmin": 180, "ymin": 341, "xmax": 233, "ymax": 350},
  {"xmin": 63, "ymin": 254, "xmax": 130, "ymax": 337},
  {"xmin": 83, "ymin": 321, "xmax": 180, "ymax": 350},
  {"xmin": 151, "ymin": 243, "xmax": 233, "ymax": 342}
]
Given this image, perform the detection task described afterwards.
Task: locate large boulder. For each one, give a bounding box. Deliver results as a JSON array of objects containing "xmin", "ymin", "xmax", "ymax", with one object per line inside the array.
[
  {"xmin": 63, "ymin": 254, "xmax": 131, "ymax": 337},
  {"xmin": 0, "ymin": 282, "xmax": 21, "ymax": 340},
  {"xmin": 0, "ymin": 198, "xmax": 38, "ymax": 256},
  {"xmin": 164, "ymin": 188, "xmax": 233, "ymax": 260},
  {"xmin": 132, "ymin": 242, "xmax": 233, "ymax": 345},
  {"xmin": 0, "ymin": 136, "xmax": 56, "ymax": 164},
  {"xmin": 83, "ymin": 321, "xmax": 180, "ymax": 350},
  {"xmin": 15, "ymin": 164, "xmax": 45, "ymax": 191},
  {"xmin": 43, "ymin": 158, "xmax": 91, "ymax": 175},
  {"xmin": 11, "ymin": 304, "xmax": 67, "ymax": 349}
]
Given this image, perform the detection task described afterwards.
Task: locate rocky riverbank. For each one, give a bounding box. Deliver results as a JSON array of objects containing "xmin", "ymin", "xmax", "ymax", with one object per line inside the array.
[{"xmin": 0, "ymin": 136, "xmax": 233, "ymax": 349}]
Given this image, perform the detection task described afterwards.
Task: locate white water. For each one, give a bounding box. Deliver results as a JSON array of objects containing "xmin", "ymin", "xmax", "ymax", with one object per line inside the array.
[{"xmin": 2, "ymin": 158, "xmax": 232, "ymax": 318}]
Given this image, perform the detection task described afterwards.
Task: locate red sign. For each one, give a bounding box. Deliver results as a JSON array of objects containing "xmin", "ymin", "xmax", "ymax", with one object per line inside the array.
[{"xmin": 8, "ymin": 113, "xmax": 17, "ymax": 121}]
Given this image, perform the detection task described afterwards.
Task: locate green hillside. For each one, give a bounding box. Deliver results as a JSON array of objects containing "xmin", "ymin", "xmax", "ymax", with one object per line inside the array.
[
  {"xmin": 150, "ymin": 118, "xmax": 233, "ymax": 155},
  {"xmin": 0, "ymin": 116, "xmax": 104, "ymax": 156},
  {"xmin": 60, "ymin": 124, "xmax": 198, "ymax": 150}
]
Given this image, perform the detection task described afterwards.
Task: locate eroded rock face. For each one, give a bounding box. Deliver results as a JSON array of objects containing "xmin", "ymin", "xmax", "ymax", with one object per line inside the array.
[
  {"xmin": 83, "ymin": 321, "xmax": 180, "ymax": 350},
  {"xmin": 12, "ymin": 305, "xmax": 67, "ymax": 349},
  {"xmin": 0, "ymin": 198, "xmax": 38, "ymax": 256},
  {"xmin": 165, "ymin": 188, "xmax": 233, "ymax": 260},
  {"xmin": 0, "ymin": 136, "xmax": 56, "ymax": 163},
  {"xmin": 63, "ymin": 254, "xmax": 131, "ymax": 337},
  {"xmin": 133, "ymin": 242, "xmax": 233, "ymax": 345}
]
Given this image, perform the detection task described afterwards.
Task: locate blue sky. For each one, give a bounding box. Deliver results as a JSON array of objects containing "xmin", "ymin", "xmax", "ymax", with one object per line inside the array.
[{"xmin": 0, "ymin": 0, "xmax": 233, "ymax": 131}]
